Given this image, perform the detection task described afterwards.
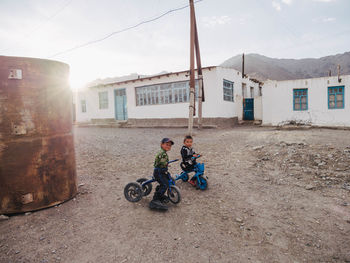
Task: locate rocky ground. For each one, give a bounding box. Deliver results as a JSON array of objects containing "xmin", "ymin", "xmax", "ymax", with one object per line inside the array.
[{"xmin": 1, "ymin": 126, "xmax": 350, "ymax": 263}]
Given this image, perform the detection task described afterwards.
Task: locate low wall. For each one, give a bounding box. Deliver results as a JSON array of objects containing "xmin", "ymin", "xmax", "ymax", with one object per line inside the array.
[{"xmin": 126, "ymin": 117, "xmax": 238, "ymax": 128}]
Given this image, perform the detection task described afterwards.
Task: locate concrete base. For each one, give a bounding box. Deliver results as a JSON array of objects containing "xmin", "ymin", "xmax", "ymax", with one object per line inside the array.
[{"xmin": 125, "ymin": 117, "xmax": 238, "ymax": 128}]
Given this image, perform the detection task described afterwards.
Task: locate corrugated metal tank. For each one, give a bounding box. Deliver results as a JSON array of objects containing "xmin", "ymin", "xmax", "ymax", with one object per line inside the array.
[{"xmin": 0, "ymin": 56, "xmax": 77, "ymax": 214}]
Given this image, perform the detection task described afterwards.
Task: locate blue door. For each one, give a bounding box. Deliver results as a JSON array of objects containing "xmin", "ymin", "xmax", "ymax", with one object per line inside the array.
[
  {"xmin": 243, "ymin": 98, "xmax": 254, "ymax": 120},
  {"xmin": 114, "ymin": 89, "xmax": 128, "ymax": 120}
]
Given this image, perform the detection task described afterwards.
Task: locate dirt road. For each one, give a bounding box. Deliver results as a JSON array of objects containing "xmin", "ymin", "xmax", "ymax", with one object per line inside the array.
[{"xmin": 1, "ymin": 126, "xmax": 350, "ymax": 263}]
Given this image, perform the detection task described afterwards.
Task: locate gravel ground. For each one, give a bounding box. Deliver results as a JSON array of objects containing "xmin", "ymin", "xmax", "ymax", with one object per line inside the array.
[{"xmin": 1, "ymin": 126, "xmax": 350, "ymax": 263}]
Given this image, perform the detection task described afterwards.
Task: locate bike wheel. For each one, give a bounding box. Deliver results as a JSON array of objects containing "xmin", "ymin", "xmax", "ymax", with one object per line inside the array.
[
  {"xmin": 136, "ymin": 178, "xmax": 153, "ymax": 196},
  {"xmin": 124, "ymin": 182, "xmax": 143, "ymax": 202},
  {"xmin": 197, "ymin": 177, "xmax": 208, "ymax": 190},
  {"xmin": 167, "ymin": 185, "xmax": 181, "ymax": 204},
  {"xmin": 181, "ymin": 173, "xmax": 189, "ymax": 182}
]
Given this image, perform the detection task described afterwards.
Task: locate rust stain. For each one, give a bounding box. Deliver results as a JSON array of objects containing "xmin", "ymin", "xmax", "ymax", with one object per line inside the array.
[{"xmin": 0, "ymin": 56, "xmax": 77, "ymax": 214}]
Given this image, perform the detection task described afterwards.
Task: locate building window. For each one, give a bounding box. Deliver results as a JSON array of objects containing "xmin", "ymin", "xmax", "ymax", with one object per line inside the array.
[
  {"xmin": 250, "ymin": 86, "xmax": 254, "ymax": 98},
  {"xmin": 293, "ymin": 89, "xmax": 308, "ymax": 111},
  {"xmin": 81, "ymin": 100, "xmax": 86, "ymax": 113},
  {"xmin": 328, "ymin": 86, "xmax": 344, "ymax": 109},
  {"xmin": 135, "ymin": 80, "xmax": 198, "ymax": 106},
  {"xmin": 259, "ymin": 86, "xmax": 262, "ymax": 96},
  {"xmin": 242, "ymin": 83, "xmax": 247, "ymax": 99},
  {"xmin": 223, "ymin": 79, "xmax": 234, "ymax": 102},
  {"xmin": 98, "ymin": 91, "xmax": 108, "ymax": 109}
]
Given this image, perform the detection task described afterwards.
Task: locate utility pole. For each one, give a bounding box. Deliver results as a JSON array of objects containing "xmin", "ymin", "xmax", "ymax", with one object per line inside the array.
[
  {"xmin": 188, "ymin": 0, "xmax": 203, "ymax": 134},
  {"xmin": 193, "ymin": 4, "xmax": 204, "ymax": 130},
  {"xmin": 188, "ymin": 0, "xmax": 196, "ymax": 135},
  {"xmin": 242, "ymin": 53, "xmax": 245, "ymax": 78}
]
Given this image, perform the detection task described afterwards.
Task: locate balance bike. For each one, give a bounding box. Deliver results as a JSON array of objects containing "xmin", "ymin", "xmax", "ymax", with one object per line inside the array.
[
  {"xmin": 175, "ymin": 155, "xmax": 208, "ymax": 190},
  {"xmin": 124, "ymin": 159, "xmax": 181, "ymax": 204}
]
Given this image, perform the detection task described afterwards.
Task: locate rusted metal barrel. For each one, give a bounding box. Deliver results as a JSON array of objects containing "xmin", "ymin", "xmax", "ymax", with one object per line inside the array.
[{"xmin": 0, "ymin": 56, "xmax": 77, "ymax": 214}]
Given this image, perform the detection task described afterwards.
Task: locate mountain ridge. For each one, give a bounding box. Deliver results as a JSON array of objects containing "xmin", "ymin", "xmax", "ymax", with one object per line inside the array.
[{"xmin": 220, "ymin": 52, "xmax": 350, "ymax": 81}]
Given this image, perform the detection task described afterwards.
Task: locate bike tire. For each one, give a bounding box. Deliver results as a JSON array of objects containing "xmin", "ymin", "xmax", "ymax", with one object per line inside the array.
[
  {"xmin": 136, "ymin": 178, "xmax": 153, "ymax": 196},
  {"xmin": 181, "ymin": 173, "xmax": 189, "ymax": 182},
  {"xmin": 124, "ymin": 182, "xmax": 143, "ymax": 202},
  {"xmin": 167, "ymin": 185, "xmax": 181, "ymax": 204},
  {"xmin": 197, "ymin": 177, "xmax": 208, "ymax": 190}
]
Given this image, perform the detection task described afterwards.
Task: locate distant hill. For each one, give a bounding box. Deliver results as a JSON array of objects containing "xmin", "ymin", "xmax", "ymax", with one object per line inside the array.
[
  {"xmin": 220, "ymin": 52, "xmax": 350, "ymax": 81},
  {"xmin": 86, "ymin": 71, "xmax": 168, "ymax": 88}
]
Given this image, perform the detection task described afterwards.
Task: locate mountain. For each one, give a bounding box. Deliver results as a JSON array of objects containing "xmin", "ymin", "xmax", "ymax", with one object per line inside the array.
[
  {"xmin": 220, "ymin": 52, "xmax": 350, "ymax": 81},
  {"xmin": 86, "ymin": 71, "xmax": 168, "ymax": 87}
]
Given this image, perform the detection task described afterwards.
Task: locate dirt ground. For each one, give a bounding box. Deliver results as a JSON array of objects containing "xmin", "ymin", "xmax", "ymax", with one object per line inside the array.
[{"xmin": 1, "ymin": 126, "xmax": 350, "ymax": 263}]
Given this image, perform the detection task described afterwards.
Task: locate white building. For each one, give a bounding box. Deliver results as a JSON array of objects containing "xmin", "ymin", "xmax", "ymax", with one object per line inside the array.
[
  {"xmin": 262, "ymin": 75, "xmax": 350, "ymax": 127},
  {"xmin": 75, "ymin": 66, "xmax": 262, "ymax": 128}
]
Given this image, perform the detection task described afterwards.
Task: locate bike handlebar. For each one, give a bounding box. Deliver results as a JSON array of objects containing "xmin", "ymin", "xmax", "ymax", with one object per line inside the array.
[
  {"xmin": 168, "ymin": 159, "xmax": 180, "ymax": 164},
  {"xmin": 191, "ymin": 154, "xmax": 201, "ymax": 160},
  {"xmin": 168, "ymin": 155, "xmax": 201, "ymax": 164}
]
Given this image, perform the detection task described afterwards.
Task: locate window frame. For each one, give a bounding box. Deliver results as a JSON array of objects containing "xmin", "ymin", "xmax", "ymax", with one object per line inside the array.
[
  {"xmin": 135, "ymin": 80, "xmax": 199, "ymax": 106},
  {"xmin": 293, "ymin": 88, "xmax": 308, "ymax": 111},
  {"xmin": 328, "ymin": 86, "xmax": 345, "ymax": 110},
  {"xmin": 98, "ymin": 91, "xmax": 109, "ymax": 109},
  {"xmin": 223, "ymin": 79, "xmax": 234, "ymax": 102}
]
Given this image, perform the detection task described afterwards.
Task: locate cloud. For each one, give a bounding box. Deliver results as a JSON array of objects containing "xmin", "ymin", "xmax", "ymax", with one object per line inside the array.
[
  {"xmin": 237, "ymin": 14, "xmax": 253, "ymax": 25},
  {"xmin": 272, "ymin": 0, "xmax": 293, "ymax": 11},
  {"xmin": 201, "ymin": 15, "xmax": 231, "ymax": 28},
  {"xmin": 272, "ymin": 1, "xmax": 282, "ymax": 11},
  {"xmin": 312, "ymin": 0, "xmax": 336, "ymax": 2},
  {"xmin": 323, "ymin": 17, "xmax": 336, "ymax": 22},
  {"xmin": 282, "ymin": 0, "xmax": 293, "ymax": 5},
  {"xmin": 312, "ymin": 17, "xmax": 336, "ymax": 23}
]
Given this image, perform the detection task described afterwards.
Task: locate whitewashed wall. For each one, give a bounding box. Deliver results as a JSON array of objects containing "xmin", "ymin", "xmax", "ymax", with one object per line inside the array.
[
  {"xmin": 75, "ymin": 86, "xmax": 115, "ymax": 122},
  {"xmin": 206, "ymin": 67, "xmax": 259, "ymax": 119},
  {"xmin": 262, "ymin": 75, "xmax": 350, "ymax": 127},
  {"xmin": 254, "ymin": 96, "xmax": 263, "ymax": 121},
  {"xmin": 75, "ymin": 66, "xmax": 260, "ymax": 122}
]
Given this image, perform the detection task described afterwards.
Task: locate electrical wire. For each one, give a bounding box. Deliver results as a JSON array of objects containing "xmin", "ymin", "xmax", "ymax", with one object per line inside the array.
[
  {"xmin": 0, "ymin": 0, "xmax": 74, "ymax": 53},
  {"xmin": 48, "ymin": 0, "xmax": 204, "ymax": 58}
]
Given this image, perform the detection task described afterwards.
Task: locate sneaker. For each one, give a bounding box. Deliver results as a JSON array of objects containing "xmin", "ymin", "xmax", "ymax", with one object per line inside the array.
[
  {"xmin": 149, "ymin": 200, "xmax": 168, "ymax": 211},
  {"xmin": 189, "ymin": 180, "xmax": 196, "ymax": 187},
  {"xmin": 160, "ymin": 195, "xmax": 169, "ymax": 204}
]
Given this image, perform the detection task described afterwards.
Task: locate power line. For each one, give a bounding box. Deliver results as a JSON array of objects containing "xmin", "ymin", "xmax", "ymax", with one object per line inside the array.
[
  {"xmin": 30, "ymin": 0, "xmax": 74, "ymax": 34},
  {"xmin": 48, "ymin": 0, "xmax": 204, "ymax": 58},
  {"xmin": 0, "ymin": 0, "xmax": 74, "ymax": 53}
]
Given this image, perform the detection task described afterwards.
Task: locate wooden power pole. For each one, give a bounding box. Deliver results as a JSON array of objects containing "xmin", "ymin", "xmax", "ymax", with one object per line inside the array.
[
  {"xmin": 188, "ymin": 0, "xmax": 196, "ymax": 135},
  {"xmin": 188, "ymin": 0, "xmax": 203, "ymax": 134},
  {"xmin": 193, "ymin": 2, "xmax": 204, "ymax": 130}
]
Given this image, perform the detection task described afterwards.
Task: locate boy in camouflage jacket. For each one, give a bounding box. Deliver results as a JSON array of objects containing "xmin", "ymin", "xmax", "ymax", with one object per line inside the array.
[{"xmin": 149, "ymin": 138, "xmax": 174, "ymax": 210}]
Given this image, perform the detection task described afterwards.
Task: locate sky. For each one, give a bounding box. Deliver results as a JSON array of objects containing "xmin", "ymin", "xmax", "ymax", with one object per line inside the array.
[{"xmin": 0, "ymin": 0, "xmax": 349, "ymax": 89}]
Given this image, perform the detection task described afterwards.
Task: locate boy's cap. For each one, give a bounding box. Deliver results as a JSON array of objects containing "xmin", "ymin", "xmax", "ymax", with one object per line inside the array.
[{"xmin": 161, "ymin": 138, "xmax": 174, "ymax": 145}]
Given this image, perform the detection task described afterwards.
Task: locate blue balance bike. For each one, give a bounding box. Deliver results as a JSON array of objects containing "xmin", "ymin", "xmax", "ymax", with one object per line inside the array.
[
  {"xmin": 124, "ymin": 159, "xmax": 181, "ymax": 204},
  {"xmin": 175, "ymin": 155, "xmax": 208, "ymax": 190}
]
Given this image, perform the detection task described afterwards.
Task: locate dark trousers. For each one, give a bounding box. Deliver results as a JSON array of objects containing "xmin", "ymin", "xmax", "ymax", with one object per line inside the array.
[
  {"xmin": 153, "ymin": 168, "xmax": 169, "ymax": 201},
  {"xmin": 181, "ymin": 161, "xmax": 197, "ymax": 172}
]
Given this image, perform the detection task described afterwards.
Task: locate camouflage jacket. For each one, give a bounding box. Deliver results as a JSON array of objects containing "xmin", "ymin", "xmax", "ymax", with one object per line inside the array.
[{"xmin": 154, "ymin": 149, "xmax": 169, "ymax": 169}]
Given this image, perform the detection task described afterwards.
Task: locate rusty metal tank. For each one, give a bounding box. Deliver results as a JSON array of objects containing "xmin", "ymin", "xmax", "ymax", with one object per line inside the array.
[{"xmin": 0, "ymin": 56, "xmax": 77, "ymax": 214}]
